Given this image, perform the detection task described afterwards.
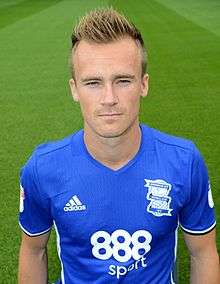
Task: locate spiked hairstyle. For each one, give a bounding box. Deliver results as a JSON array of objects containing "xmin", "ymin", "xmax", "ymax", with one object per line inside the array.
[{"xmin": 70, "ymin": 7, "xmax": 147, "ymax": 78}]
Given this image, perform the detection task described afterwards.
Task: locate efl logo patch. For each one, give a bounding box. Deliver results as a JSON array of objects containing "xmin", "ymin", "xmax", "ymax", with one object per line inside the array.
[
  {"xmin": 144, "ymin": 179, "xmax": 173, "ymax": 217},
  {"xmin": 19, "ymin": 184, "xmax": 25, "ymax": 213},
  {"xmin": 208, "ymin": 181, "xmax": 214, "ymax": 208}
]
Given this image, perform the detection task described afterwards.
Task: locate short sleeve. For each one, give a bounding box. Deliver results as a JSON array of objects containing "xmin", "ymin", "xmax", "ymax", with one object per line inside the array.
[
  {"xmin": 19, "ymin": 154, "xmax": 53, "ymax": 236},
  {"xmin": 179, "ymin": 145, "xmax": 216, "ymax": 234}
]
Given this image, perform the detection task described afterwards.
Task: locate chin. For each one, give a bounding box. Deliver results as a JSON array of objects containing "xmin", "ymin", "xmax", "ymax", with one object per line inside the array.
[
  {"xmin": 98, "ymin": 132, "xmax": 123, "ymax": 139},
  {"xmin": 95, "ymin": 126, "xmax": 130, "ymax": 139},
  {"xmin": 85, "ymin": 119, "xmax": 137, "ymax": 139}
]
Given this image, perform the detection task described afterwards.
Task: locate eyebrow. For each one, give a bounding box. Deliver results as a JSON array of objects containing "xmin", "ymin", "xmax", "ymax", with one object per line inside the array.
[
  {"xmin": 80, "ymin": 76, "xmax": 103, "ymax": 83},
  {"xmin": 113, "ymin": 74, "xmax": 135, "ymax": 80},
  {"xmin": 80, "ymin": 74, "xmax": 135, "ymax": 83}
]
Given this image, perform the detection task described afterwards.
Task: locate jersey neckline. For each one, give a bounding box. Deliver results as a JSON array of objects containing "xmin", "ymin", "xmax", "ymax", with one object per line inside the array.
[{"xmin": 72, "ymin": 124, "xmax": 154, "ymax": 174}]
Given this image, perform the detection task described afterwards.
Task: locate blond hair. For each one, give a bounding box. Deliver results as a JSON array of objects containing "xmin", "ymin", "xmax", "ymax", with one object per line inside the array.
[{"xmin": 70, "ymin": 8, "xmax": 147, "ymax": 77}]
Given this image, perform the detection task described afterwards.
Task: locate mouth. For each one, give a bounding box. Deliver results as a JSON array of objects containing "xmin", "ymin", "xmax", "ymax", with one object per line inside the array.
[{"xmin": 98, "ymin": 113, "xmax": 122, "ymax": 117}]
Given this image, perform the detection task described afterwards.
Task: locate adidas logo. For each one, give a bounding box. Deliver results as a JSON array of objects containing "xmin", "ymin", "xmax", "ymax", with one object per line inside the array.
[{"xmin": 64, "ymin": 195, "xmax": 86, "ymax": 212}]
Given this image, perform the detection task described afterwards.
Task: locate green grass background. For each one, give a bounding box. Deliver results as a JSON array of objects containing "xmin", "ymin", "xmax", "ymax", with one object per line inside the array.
[{"xmin": 0, "ymin": 0, "xmax": 219, "ymax": 283}]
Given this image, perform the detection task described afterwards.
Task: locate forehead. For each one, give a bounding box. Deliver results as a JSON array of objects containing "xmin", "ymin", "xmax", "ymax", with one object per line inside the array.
[{"xmin": 72, "ymin": 37, "xmax": 142, "ymax": 78}]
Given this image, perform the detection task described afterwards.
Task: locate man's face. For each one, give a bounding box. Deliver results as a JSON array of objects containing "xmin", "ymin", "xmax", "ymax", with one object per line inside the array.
[{"xmin": 69, "ymin": 37, "xmax": 148, "ymax": 138}]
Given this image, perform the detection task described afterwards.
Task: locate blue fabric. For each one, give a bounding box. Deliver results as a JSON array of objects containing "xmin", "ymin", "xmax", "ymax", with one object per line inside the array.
[{"xmin": 19, "ymin": 124, "xmax": 216, "ymax": 283}]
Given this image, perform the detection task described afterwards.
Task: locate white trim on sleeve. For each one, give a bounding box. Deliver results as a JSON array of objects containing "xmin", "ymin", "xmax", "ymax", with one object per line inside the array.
[
  {"xmin": 19, "ymin": 221, "xmax": 52, "ymax": 236},
  {"xmin": 180, "ymin": 221, "xmax": 216, "ymax": 235}
]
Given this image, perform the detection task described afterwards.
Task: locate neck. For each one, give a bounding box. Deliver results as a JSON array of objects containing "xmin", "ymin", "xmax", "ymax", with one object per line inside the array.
[{"xmin": 84, "ymin": 122, "xmax": 142, "ymax": 170}]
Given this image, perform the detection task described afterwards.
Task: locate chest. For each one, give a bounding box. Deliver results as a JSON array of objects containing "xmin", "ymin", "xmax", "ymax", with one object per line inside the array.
[{"xmin": 49, "ymin": 169, "xmax": 185, "ymax": 244}]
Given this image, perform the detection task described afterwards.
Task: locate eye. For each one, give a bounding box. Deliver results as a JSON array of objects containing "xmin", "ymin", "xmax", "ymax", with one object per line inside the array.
[
  {"xmin": 85, "ymin": 81, "xmax": 100, "ymax": 86},
  {"xmin": 117, "ymin": 79, "xmax": 131, "ymax": 85}
]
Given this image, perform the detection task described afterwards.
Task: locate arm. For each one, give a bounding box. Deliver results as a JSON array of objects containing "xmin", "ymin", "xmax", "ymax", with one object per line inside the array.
[
  {"xmin": 18, "ymin": 231, "xmax": 50, "ymax": 284},
  {"xmin": 184, "ymin": 229, "xmax": 220, "ymax": 284}
]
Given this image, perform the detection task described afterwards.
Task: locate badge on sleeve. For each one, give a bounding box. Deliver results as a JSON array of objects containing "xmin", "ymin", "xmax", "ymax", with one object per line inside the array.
[
  {"xmin": 19, "ymin": 184, "xmax": 25, "ymax": 213},
  {"xmin": 208, "ymin": 181, "xmax": 214, "ymax": 208}
]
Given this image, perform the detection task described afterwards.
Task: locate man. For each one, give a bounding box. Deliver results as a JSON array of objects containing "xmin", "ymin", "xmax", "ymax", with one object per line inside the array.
[{"xmin": 18, "ymin": 8, "xmax": 219, "ymax": 284}]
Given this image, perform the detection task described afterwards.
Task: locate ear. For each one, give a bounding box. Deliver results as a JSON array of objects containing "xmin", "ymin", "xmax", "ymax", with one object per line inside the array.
[
  {"xmin": 69, "ymin": 78, "xmax": 79, "ymax": 102},
  {"xmin": 140, "ymin": 73, "xmax": 149, "ymax": 98}
]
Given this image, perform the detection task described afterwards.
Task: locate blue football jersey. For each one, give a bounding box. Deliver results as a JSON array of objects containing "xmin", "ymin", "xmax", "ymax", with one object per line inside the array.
[{"xmin": 19, "ymin": 124, "xmax": 216, "ymax": 284}]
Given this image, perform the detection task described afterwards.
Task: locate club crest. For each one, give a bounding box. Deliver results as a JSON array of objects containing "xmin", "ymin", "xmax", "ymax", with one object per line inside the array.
[{"xmin": 144, "ymin": 179, "xmax": 172, "ymax": 217}]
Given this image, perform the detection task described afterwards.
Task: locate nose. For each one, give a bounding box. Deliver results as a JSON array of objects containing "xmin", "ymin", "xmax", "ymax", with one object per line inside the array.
[{"xmin": 100, "ymin": 83, "xmax": 118, "ymax": 106}]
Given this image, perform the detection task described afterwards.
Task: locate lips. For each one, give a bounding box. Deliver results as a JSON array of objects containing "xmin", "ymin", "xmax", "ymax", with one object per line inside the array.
[{"xmin": 98, "ymin": 113, "xmax": 122, "ymax": 116}]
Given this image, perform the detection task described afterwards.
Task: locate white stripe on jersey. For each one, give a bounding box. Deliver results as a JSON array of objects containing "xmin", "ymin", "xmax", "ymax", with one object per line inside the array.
[{"xmin": 54, "ymin": 221, "xmax": 66, "ymax": 284}]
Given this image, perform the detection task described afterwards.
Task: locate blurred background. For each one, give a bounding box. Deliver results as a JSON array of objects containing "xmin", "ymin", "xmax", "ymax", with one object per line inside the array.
[{"xmin": 0, "ymin": 0, "xmax": 219, "ymax": 282}]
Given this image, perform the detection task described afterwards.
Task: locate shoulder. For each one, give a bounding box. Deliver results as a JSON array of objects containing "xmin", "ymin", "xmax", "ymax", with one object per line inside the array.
[
  {"xmin": 23, "ymin": 129, "xmax": 83, "ymax": 170},
  {"xmin": 141, "ymin": 124, "xmax": 203, "ymax": 168},
  {"xmin": 142, "ymin": 124, "xmax": 195, "ymax": 153},
  {"xmin": 34, "ymin": 129, "xmax": 83, "ymax": 157},
  {"xmin": 34, "ymin": 135, "xmax": 72, "ymax": 156}
]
